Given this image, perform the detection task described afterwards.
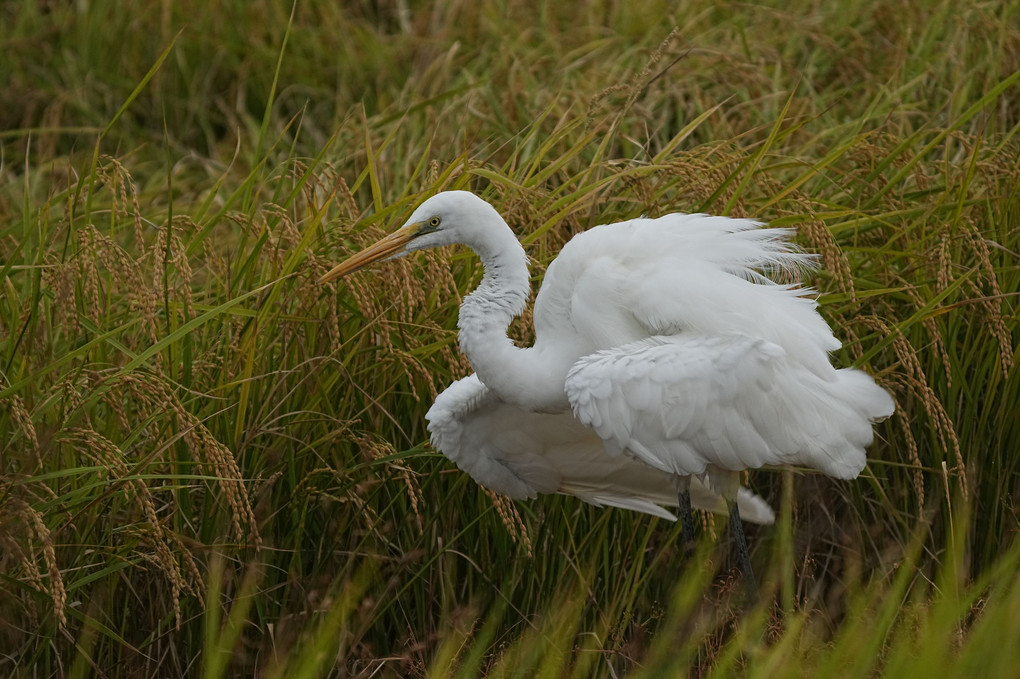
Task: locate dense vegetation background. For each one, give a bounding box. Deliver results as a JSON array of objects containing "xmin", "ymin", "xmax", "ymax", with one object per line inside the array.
[{"xmin": 1, "ymin": 0, "xmax": 1018, "ymax": 676}]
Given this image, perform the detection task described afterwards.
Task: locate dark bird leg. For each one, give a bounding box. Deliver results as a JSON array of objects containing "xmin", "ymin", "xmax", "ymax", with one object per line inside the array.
[
  {"xmin": 728, "ymin": 499, "xmax": 758, "ymax": 601},
  {"xmin": 676, "ymin": 477, "xmax": 697, "ymax": 557}
]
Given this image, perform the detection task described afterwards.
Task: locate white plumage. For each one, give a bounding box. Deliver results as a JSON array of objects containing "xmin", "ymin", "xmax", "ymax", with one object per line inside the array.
[
  {"xmin": 320, "ymin": 190, "xmax": 894, "ymax": 531},
  {"xmin": 427, "ymin": 372, "xmax": 776, "ymax": 524}
]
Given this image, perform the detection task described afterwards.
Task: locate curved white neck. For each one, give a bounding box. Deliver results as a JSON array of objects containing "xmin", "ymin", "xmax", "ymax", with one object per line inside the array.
[{"xmin": 456, "ymin": 222, "xmax": 566, "ymax": 410}]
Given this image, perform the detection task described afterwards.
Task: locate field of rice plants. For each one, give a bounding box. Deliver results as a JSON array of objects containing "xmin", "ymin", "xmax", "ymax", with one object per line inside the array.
[{"xmin": 1, "ymin": 0, "xmax": 1018, "ymax": 676}]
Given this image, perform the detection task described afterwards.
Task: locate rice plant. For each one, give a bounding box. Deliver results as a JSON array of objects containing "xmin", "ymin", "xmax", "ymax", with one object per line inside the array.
[{"xmin": 1, "ymin": 0, "xmax": 1018, "ymax": 676}]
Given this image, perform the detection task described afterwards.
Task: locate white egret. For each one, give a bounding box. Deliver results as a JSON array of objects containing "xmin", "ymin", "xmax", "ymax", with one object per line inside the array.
[{"xmin": 320, "ymin": 190, "xmax": 894, "ymax": 589}]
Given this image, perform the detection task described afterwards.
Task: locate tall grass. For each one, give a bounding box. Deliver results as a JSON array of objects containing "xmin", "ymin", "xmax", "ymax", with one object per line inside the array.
[{"xmin": 1, "ymin": 0, "xmax": 1018, "ymax": 676}]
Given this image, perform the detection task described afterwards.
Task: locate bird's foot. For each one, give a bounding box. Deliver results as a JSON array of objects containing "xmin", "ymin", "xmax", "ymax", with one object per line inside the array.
[
  {"xmin": 677, "ymin": 488, "xmax": 697, "ymax": 559},
  {"xmin": 728, "ymin": 502, "xmax": 759, "ymax": 604}
]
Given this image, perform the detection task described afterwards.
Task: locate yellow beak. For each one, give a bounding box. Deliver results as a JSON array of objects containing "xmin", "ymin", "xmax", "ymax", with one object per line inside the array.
[{"xmin": 318, "ymin": 221, "xmax": 423, "ymax": 284}]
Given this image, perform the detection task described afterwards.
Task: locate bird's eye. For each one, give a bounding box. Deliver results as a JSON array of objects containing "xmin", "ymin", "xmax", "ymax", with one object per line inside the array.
[{"xmin": 429, "ymin": 216, "xmax": 441, "ymax": 228}]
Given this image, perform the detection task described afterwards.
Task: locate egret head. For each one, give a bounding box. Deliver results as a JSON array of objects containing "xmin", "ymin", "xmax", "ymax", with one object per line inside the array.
[{"xmin": 319, "ymin": 191, "xmax": 502, "ymax": 283}]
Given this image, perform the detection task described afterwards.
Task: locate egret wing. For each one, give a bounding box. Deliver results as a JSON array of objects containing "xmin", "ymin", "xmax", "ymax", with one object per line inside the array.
[
  {"xmin": 566, "ymin": 333, "xmax": 893, "ymax": 480},
  {"xmin": 426, "ymin": 374, "xmax": 561, "ymax": 500},
  {"xmin": 565, "ymin": 334, "xmax": 810, "ymax": 476},
  {"xmin": 426, "ymin": 374, "xmax": 776, "ymax": 523}
]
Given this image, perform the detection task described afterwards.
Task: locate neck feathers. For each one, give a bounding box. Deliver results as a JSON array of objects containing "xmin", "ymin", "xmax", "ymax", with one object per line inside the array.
[
  {"xmin": 455, "ymin": 225, "xmax": 567, "ymax": 409},
  {"xmin": 457, "ymin": 233, "xmax": 530, "ymax": 346}
]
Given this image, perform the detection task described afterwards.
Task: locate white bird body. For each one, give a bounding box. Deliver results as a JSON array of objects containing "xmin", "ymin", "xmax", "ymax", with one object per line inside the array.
[
  {"xmin": 321, "ymin": 190, "xmax": 894, "ymax": 528},
  {"xmin": 427, "ymin": 372, "xmax": 777, "ymax": 523}
]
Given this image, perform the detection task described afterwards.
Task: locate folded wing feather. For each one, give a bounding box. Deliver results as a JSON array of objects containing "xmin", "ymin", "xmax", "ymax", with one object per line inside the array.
[{"xmin": 426, "ymin": 373, "xmax": 776, "ymax": 524}]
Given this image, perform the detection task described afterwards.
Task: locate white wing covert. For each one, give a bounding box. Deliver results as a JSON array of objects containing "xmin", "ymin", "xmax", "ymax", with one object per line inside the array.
[
  {"xmin": 567, "ymin": 334, "xmax": 794, "ymax": 477},
  {"xmin": 566, "ymin": 332, "xmax": 893, "ymax": 481}
]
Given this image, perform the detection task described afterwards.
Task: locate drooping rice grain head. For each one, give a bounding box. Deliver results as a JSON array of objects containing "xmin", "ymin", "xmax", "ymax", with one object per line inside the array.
[
  {"xmin": 863, "ymin": 316, "xmax": 967, "ymax": 503},
  {"xmin": 482, "ymin": 487, "xmax": 533, "ymax": 558},
  {"xmin": 798, "ymin": 217, "xmax": 856, "ymax": 300},
  {"xmin": 1, "ymin": 496, "xmax": 67, "ymax": 629},
  {"xmin": 59, "ymin": 426, "xmax": 202, "ymax": 629},
  {"xmin": 359, "ymin": 434, "xmax": 425, "ymax": 524}
]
